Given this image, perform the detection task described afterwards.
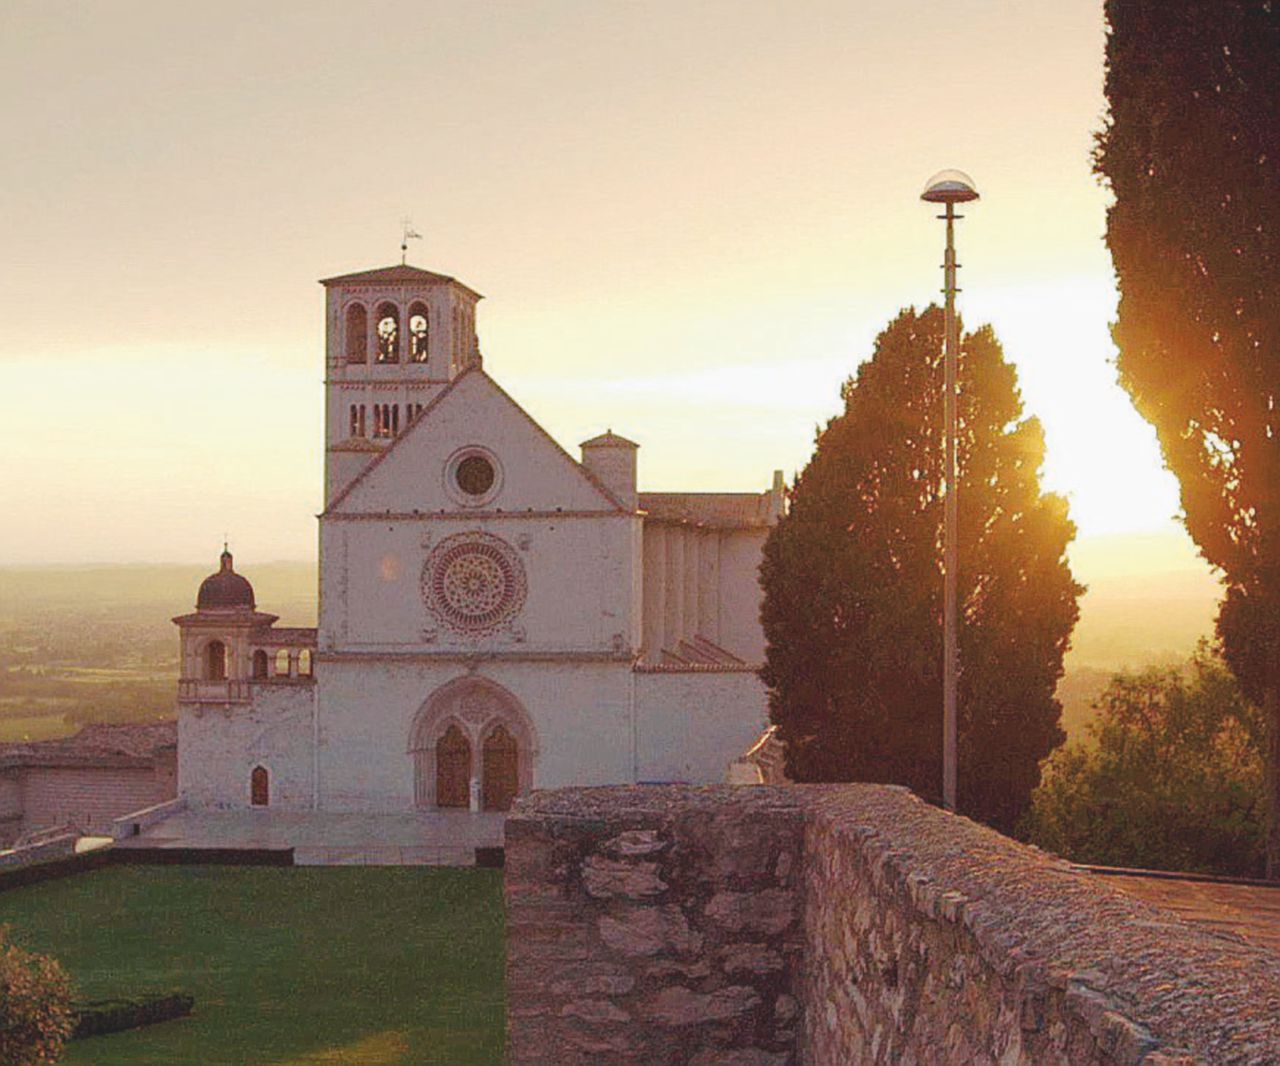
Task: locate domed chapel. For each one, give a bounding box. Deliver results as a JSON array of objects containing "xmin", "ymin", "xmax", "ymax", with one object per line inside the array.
[{"xmin": 173, "ymin": 264, "xmax": 782, "ymax": 815}]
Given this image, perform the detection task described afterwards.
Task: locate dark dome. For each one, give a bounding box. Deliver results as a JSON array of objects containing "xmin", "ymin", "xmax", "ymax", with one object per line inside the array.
[{"xmin": 197, "ymin": 550, "xmax": 255, "ymax": 610}]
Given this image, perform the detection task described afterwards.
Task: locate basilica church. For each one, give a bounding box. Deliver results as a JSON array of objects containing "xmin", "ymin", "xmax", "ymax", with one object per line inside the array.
[{"xmin": 174, "ymin": 264, "xmax": 782, "ymax": 814}]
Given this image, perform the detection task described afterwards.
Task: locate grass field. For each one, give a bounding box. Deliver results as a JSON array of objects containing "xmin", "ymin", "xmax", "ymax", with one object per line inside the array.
[
  {"xmin": 0, "ymin": 865, "xmax": 505, "ymax": 1065},
  {"xmin": 0, "ymin": 713, "xmax": 79, "ymax": 742}
]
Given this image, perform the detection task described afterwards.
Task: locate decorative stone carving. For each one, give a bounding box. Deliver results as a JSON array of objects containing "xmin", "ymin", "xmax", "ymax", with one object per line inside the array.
[{"xmin": 420, "ymin": 531, "xmax": 527, "ymax": 635}]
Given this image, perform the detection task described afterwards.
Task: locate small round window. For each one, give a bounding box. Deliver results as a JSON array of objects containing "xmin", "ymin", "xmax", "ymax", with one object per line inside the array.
[
  {"xmin": 445, "ymin": 447, "xmax": 502, "ymax": 507},
  {"xmin": 456, "ymin": 455, "xmax": 496, "ymax": 496}
]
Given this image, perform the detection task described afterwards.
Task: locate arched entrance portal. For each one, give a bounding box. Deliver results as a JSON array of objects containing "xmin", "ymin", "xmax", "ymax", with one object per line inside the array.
[{"xmin": 408, "ymin": 677, "xmax": 536, "ymax": 811}]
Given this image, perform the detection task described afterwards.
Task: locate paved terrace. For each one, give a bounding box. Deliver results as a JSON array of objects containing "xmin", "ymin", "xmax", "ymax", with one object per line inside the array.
[
  {"xmin": 1089, "ymin": 866, "xmax": 1280, "ymax": 955},
  {"xmin": 116, "ymin": 809, "xmax": 505, "ymax": 865}
]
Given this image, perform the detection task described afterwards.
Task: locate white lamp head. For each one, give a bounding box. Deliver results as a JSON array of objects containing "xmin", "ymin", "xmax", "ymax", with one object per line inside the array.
[{"xmin": 921, "ymin": 169, "xmax": 980, "ymax": 204}]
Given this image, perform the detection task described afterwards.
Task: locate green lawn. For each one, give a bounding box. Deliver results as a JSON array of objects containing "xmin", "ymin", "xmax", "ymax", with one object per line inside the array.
[{"xmin": 0, "ymin": 865, "xmax": 505, "ymax": 1065}]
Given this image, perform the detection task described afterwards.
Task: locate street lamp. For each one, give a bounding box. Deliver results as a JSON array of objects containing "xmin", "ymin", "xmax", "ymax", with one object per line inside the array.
[{"xmin": 921, "ymin": 168, "xmax": 979, "ymax": 814}]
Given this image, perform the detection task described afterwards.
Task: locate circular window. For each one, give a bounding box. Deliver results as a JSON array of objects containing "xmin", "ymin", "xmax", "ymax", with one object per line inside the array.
[
  {"xmin": 456, "ymin": 454, "xmax": 496, "ymax": 497},
  {"xmin": 444, "ymin": 447, "xmax": 502, "ymax": 507},
  {"xmin": 421, "ymin": 533, "xmax": 527, "ymax": 634}
]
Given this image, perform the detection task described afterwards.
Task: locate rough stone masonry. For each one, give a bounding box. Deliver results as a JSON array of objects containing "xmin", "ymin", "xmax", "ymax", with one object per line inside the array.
[{"xmin": 505, "ymin": 784, "xmax": 1280, "ymax": 1065}]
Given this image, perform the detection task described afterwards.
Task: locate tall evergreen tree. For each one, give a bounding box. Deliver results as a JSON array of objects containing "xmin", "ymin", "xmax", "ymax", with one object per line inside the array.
[
  {"xmin": 1096, "ymin": 1, "xmax": 1280, "ymax": 870},
  {"xmin": 760, "ymin": 306, "xmax": 1081, "ymax": 834}
]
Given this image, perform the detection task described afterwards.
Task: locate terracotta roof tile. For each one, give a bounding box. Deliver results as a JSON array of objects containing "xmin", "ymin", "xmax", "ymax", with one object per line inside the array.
[
  {"xmin": 0, "ymin": 722, "xmax": 176, "ymax": 768},
  {"xmin": 640, "ymin": 492, "xmax": 775, "ymax": 530},
  {"xmin": 318, "ymin": 264, "xmax": 483, "ymax": 299}
]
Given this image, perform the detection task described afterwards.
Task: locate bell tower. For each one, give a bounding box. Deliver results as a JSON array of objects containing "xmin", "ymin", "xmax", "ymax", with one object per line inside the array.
[{"xmin": 319, "ymin": 264, "xmax": 483, "ymax": 505}]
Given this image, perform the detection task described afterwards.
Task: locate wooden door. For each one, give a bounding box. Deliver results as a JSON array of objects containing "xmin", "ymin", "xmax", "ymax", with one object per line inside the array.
[
  {"xmin": 250, "ymin": 766, "xmax": 269, "ymax": 807},
  {"xmin": 482, "ymin": 725, "xmax": 519, "ymax": 812},
  {"xmin": 435, "ymin": 725, "xmax": 471, "ymax": 808}
]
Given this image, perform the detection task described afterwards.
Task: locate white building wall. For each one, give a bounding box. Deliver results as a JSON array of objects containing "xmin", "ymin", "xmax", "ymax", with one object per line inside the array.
[
  {"xmin": 178, "ymin": 684, "xmax": 316, "ymax": 810},
  {"xmin": 321, "ymin": 514, "xmax": 639, "ymax": 655},
  {"xmin": 315, "ymin": 660, "xmax": 634, "ymax": 811},
  {"xmin": 20, "ymin": 767, "xmax": 169, "ymax": 835},
  {"xmin": 634, "ymin": 670, "xmax": 769, "ymax": 784},
  {"xmin": 639, "ymin": 523, "xmax": 767, "ymax": 662},
  {"xmin": 715, "ymin": 529, "xmax": 769, "ymax": 662}
]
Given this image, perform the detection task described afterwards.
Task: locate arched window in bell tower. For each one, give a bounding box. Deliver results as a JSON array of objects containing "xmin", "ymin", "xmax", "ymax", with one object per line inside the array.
[
  {"xmin": 206, "ymin": 640, "xmax": 227, "ymax": 681},
  {"xmin": 345, "ymin": 304, "xmax": 367, "ymax": 364},
  {"xmin": 408, "ymin": 302, "xmax": 429, "ymax": 363},
  {"xmin": 375, "ymin": 302, "xmax": 400, "ymax": 364}
]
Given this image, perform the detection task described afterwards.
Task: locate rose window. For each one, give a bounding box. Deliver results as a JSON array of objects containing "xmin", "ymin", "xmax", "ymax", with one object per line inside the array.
[{"xmin": 421, "ymin": 533, "xmax": 526, "ymax": 634}]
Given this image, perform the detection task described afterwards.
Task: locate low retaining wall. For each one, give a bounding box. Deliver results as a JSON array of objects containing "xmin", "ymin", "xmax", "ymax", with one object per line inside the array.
[
  {"xmin": 111, "ymin": 796, "xmax": 187, "ymax": 840},
  {"xmin": 0, "ymin": 832, "xmax": 79, "ymax": 870},
  {"xmin": 505, "ymin": 785, "xmax": 1280, "ymax": 1065}
]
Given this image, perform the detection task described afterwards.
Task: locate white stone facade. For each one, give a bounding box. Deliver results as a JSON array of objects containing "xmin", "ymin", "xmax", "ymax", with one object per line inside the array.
[{"xmin": 174, "ymin": 263, "xmax": 781, "ymax": 815}]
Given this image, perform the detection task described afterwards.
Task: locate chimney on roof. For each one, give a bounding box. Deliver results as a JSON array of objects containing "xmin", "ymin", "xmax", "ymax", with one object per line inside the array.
[
  {"xmin": 769, "ymin": 469, "xmax": 786, "ymax": 521},
  {"xmin": 580, "ymin": 430, "xmax": 639, "ymax": 511}
]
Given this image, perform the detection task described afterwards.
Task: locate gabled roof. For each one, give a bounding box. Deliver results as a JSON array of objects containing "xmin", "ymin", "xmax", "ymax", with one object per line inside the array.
[
  {"xmin": 318, "ymin": 264, "xmax": 483, "ymax": 299},
  {"xmin": 322, "ymin": 366, "xmax": 627, "ymax": 515}
]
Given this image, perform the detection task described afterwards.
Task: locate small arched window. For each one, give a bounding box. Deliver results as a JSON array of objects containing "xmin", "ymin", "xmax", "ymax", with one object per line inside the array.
[
  {"xmin": 298, "ymin": 649, "xmax": 312, "ymax": 676},
  {"xmin": 409, "ymin": 302, "xmax": 430, "ymax": 363},
  {"xmin": 206, "ymin": 640, "xmax": 227, "ymax": 681},
  {"xmin": 345, "ymin": 304, "xmax": 367, "ymax": 364},
  {"xmin": 252, "ymin": 649, "xmax": 269, "ymax": 679},
  {"xmin": 275, "ymin": 649, "xmax": 291, "ymax": 677},
  {"xmin": 250, "ymin": 766, "xmax": 269, "ymax": 807},
  {"xmin": 375, "ymin": 302, "xmax": 400, "ymax": 364}
]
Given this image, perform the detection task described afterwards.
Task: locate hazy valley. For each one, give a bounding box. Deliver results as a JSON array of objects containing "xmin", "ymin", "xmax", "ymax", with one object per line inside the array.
[{"xmin": 0, "ymin": 532, "xmax": 1221, "ymax": 745}]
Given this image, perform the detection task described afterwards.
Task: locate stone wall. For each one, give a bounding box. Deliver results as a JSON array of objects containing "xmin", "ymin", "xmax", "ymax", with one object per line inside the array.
[
  {"xmin": 506, "ymin": 787, "xmax": 806, "ymax": 1065},
  {"xmin": 506, "ymin": 784, "xmax": 1280, "ymax": 1065}
]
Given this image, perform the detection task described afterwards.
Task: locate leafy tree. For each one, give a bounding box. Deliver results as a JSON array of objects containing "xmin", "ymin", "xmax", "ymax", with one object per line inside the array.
[
  {"xmin": 1024, "ymin": 645, "xmax": 1265, "ymax": 878},
  {"xmin": 760, "ymin": 306, "xmax": 1082, "ymax": 834},
  {"xmin": 0, "ymin": 927, "xmax": 74, "ymax": 1065},
  {"xmin": 1097, "ymin": 0, "xmax": 1280, "ymax": 871}
]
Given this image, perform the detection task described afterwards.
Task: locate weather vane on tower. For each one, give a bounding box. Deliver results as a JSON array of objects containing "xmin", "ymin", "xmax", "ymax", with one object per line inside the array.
[{"xmin": 400, "ymin": 219, "xmax": 422, "ymax": 265}]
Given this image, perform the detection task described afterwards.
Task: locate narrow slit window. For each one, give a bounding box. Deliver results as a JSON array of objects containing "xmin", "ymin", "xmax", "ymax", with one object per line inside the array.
[
  {"xmin": 251, "ymin": 766, "xmax": 269, "ymax": 807},
  {"xmin": 345, "ymin": 304, "xmax": 367, "ymax": 364}
]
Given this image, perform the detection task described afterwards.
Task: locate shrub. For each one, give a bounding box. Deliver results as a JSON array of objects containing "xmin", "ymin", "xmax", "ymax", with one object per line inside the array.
[
  {"xmin": 1024, "ymin": 645, "xmax": 1266, "ymax": 878},
  {"xmin": 73, "ymin": 992, "xmax": 194, "ymax": 1039},
  {"xmin": 0, "ymin": 926, "xmax": 74, "ymax": 1065}
]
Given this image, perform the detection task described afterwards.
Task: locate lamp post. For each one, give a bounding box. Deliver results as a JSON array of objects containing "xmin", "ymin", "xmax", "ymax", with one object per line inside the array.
[{"xmin": 921, "ymin": 169, "xmax": 979, "ymax": 813}]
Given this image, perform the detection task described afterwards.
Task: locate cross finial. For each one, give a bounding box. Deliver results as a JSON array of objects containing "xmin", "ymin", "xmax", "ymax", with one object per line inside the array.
[{"xmin": 400, "ymin": 218, "xmax": 423, "ymax": 265}]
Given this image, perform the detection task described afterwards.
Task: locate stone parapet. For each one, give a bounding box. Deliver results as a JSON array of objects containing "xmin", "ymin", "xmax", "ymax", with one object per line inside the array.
[
  {"xmin": 506, "ymin": 784, "xmax": 1280, "ymax": 1065},
  {"xmin": 506, "ymin": 786, "xmax": 805, "ymax": 1065}
]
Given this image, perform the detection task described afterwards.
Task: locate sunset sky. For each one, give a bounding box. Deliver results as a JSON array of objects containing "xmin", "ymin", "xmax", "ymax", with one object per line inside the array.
[{"xmin": 0, "ymin": 1, "xmax": 1209, "ymax": 588}]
